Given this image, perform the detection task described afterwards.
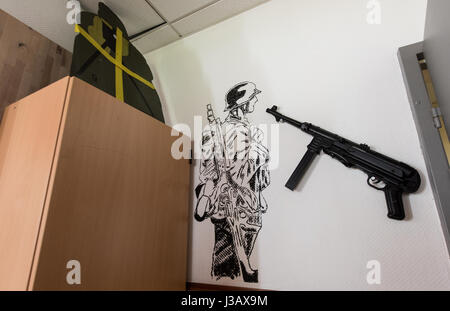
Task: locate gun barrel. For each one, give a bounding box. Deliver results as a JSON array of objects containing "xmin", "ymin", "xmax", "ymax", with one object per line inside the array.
[{"xmin": 266, "ymin": 106, "xmax": 305, "ymax": 129}]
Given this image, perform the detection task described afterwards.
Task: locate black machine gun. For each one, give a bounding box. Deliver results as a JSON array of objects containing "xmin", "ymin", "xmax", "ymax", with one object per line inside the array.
[{"xmin": 267, "ymin": 106, "xmax": 421, "ymax": 220}]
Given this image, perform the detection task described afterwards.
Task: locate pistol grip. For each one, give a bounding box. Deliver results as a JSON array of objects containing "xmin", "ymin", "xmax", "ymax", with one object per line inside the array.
[
  {"xmin": 285, "ymin": 149, "xmax": 318, "ymax": 190},
  {"xmin": 384, "ymin": 187, "xmax": 405, "ymax": 220}
]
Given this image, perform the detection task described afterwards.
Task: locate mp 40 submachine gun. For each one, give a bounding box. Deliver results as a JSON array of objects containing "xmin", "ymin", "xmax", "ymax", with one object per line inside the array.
[{"xmin": 267, "ymin": 106, "xmax": 421, "ymax": 220}]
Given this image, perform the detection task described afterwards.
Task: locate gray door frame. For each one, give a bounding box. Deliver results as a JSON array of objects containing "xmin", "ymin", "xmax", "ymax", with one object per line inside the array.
[{"xmin": 398, "ymin": 42, "xmax": 450, "ymax": 255}]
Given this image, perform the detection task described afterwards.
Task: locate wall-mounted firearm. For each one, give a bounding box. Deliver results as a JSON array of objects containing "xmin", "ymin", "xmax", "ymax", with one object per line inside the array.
[{"xmin": 267, "ymin": 106, "xmax": 421, "ymax": 220}]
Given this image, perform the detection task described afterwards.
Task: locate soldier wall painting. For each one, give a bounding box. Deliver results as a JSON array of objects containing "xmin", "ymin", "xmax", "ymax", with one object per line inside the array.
[{"xmin": 194, "ymin": 82, "xmax": 271, "ymax": 283}]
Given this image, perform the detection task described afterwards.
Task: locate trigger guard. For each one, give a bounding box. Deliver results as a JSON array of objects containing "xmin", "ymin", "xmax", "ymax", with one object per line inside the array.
[{"xmin": 367, "ymin": 176, "xmax": 386, "ymax": 190}]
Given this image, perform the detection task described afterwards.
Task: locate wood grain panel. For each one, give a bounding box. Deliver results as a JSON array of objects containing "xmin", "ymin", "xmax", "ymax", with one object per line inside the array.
[
  {"xmin": 0, "ymin": 77, "xmax": 70, "ymax": 291},
  {"xmin": 31, "ymin": 78, "xmax": 190, "ymax": 290},
  {"xmin": 0, "ymin": 9, "xmax": 72, "ymax": 121}
]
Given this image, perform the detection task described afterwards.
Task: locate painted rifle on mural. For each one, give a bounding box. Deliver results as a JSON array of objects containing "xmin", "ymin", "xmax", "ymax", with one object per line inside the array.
[{"xmin": 194, "ymin": 82, "xmax": 271, "ymax": 283}]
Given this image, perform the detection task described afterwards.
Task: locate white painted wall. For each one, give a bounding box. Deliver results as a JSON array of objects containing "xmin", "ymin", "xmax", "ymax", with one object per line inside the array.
[{"xmin": 146, "ymin": 0, "xmax": 450, "ymax": 290}]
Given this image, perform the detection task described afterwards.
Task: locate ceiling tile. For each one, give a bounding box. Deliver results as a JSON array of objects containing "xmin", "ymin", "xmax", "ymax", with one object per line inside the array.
[
  {"xmin": 172, "ymin": 0, "xmax": 269, "ymax": 36},
  {"xmin": 132, "ymin": 25, "xmax": 180, "ymax": 53},
  {"xmin": 79, "ymin": 0, "xmax": 164, "ymax": 36},
  {"xmin": 149, "ymin": 0, "xmax": 217, "ymax": 22}
]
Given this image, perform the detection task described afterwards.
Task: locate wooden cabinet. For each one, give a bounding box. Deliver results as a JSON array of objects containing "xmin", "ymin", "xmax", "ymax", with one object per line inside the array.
[{"xmin": 0, "ymin": 77, "xmax": 190, "ymax": 290}]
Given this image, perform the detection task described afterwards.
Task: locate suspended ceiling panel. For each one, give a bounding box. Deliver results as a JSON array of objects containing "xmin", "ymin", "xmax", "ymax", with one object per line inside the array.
[
  {"xmin": 133, "ymin": 25, "xmax": 180, "ymax": 53},
  {"xmin": 171, "ymin": 0, "xmax": 269, "ymax": 36},
  {"xmin": 79, "ymin": 0, "xmax": 164, "ymax": 36},
  {"xmin": 149, "ymin": 0, "xmax": 217, "ymax": 22},
  {"xmin": 0, "ymin": 0, "xmax": 270, "ymax": 54},
  {"xmin": 139, "ymin": 0, "xmax": 270, "ymax": 53}
]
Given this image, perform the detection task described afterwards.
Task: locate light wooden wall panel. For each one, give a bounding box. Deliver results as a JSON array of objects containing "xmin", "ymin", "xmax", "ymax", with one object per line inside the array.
[{"xmin": 0, "ymin": 9, "xmax": 72, "ymax": 120}]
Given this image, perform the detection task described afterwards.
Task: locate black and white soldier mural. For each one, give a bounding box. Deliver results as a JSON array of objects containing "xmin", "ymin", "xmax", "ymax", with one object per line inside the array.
[{"xmin": 194, "ymin": 82, "xmax": 271, "ymax": 283}]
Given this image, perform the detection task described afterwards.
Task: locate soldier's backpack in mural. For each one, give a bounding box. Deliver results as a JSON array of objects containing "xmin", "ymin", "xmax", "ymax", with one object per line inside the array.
[{"xmin": 70, "ymin": 3, "xmax": 165, "ymax": 123}]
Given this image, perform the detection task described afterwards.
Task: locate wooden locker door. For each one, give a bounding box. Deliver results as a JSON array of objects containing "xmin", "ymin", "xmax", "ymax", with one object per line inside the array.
[
  {"xmin": 0, "ymin": 77, "xmax": 69, "ymax": 290},
  {"xmin": 30, "ymin": 78, "xmax": 190, "ymax": 290}
]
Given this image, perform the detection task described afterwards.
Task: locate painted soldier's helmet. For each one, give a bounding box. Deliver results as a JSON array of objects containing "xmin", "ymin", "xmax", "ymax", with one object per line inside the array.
[{"xmin": 224, "ymin": 82, "xmax": 261, "ymax": 112}]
